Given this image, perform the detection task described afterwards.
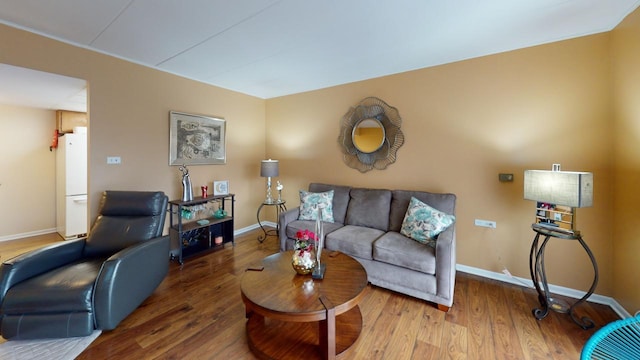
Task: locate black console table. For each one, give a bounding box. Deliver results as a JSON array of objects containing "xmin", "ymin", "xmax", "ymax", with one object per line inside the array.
[
  {"xmin": 256, "ymin": 200, "xmax": 286, "ymax": 242},
  {"xmin": 168, "ymin": 194, "xmax": 235, "ymax": 264},
  {"xmin": 529, "ymin": 223, "xmax": 598, "ymax": 329}
]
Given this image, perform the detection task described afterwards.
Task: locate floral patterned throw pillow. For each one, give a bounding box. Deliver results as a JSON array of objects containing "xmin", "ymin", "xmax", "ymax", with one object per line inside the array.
[
  {"xmin": 400, "ymin": 196, "xmax": 455, "ymax": 247},
  {"xmin": 298, "ymin": 190, "xmax": 334, "ymax": 223}
]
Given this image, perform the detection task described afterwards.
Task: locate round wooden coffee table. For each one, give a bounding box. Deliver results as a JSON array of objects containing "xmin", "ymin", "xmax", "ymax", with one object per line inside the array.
[{"xmin": 241, "ymin": 250, "xmax": 368, "ymax": 360}]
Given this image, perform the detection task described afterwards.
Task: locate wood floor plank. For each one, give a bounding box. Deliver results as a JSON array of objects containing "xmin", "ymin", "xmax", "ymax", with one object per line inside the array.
[
  {"xmin": 357, "ymin": 295, "xmax": 405, "ymax": 359},
  {"xmin": 466, "ymin": 275, "xmax": 496, "ymax": 360},
  {"xmin": 416, "ymin": 304, "xmax": 446, "ymax": 347},
  {"xmin": 413, "ymin": 339, "xmax": 442, "ymax": 360},
  {"xmin": 382, "ymin": 297, "xmax": 425, "ymax": 360},
  {"xmin": 484, "ymin": 278, "xmax": 526, "ymax": 360},
  {"xmin": 504, "ymin": 283, "xmax": 554, "ymax": 360},
  {"xmin": 439, "ymin": 320, "xmax": 468, "ymax": 360},
  {"xmin": 0, "ymin": 229, "xmax": 622, "ymax": 359},
  {"xmin": 0, "ymin": 232, "xmax": 63, "ymax": 260},
  {"xmin": 347, "ymin": 288, "xmax": 392, "ymax": 359},
  {"xmin": 446, "ymin": 273, "xmax": 468, "ymax": 326}
]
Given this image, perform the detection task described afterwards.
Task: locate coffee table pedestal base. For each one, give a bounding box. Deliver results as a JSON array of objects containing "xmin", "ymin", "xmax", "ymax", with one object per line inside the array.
[{"xmin": 246, "ymin": 306, "xmax": 362, "ymax": 360}]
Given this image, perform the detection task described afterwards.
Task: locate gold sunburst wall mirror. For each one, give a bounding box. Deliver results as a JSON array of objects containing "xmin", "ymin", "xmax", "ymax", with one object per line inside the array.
[{"xmin": 338, "ymin": 97, "xmax": 404, "ymax": 172}]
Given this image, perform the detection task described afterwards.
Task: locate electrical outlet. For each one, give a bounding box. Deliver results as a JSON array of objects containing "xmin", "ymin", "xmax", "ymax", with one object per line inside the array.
[
  {"xmin": 107, "ymin": 156, "xmax": 121, "ymax": 164},
  {"xmin": 474, "ymin": 219, "xmax": 496, "ymax": 228}
]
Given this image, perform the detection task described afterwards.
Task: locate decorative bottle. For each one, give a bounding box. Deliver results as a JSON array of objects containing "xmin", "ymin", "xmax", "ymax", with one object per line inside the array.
[{"xmin": 179, "ymin": 165, "xmax": 193, "ymax": 201}]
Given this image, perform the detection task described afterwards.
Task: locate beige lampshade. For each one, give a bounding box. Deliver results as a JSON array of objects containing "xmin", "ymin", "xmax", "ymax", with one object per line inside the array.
[{"xmin": 523, "ymin": 170, "xmax": 593, "ymax": 208}]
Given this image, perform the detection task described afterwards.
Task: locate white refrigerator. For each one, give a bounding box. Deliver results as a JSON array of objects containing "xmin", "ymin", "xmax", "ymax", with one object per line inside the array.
[{"xmin": 56, "ymin": 130, "xmax": 88, "ymax": 239}]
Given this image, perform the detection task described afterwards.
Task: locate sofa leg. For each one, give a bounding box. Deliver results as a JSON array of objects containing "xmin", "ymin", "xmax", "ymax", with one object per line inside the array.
[{"xmin": 437, "ymin": 304, "xmax": 450, "ymax": 312}]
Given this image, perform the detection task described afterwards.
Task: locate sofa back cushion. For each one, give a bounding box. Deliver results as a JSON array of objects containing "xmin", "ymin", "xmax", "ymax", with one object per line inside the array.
[
  {"xmin": 345, "ymin": 188, "xmax": 392, "ymax": 231},
  {"xmin": 389, "ymin": 190, "xmax": 457, "ymax": 233},
  {"xmin": 309, "ymin": 183, "xmax": 352, "ymax": 224},
  {"xmin": 298, "ymin": 190, "xmax": 335, "ymax": 222}
]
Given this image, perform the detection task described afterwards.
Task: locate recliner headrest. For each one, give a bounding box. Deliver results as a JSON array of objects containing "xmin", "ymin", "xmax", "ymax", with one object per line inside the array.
[{"xmin": 98, "ymin": 191, "xmax": 167, "ymax": 217}]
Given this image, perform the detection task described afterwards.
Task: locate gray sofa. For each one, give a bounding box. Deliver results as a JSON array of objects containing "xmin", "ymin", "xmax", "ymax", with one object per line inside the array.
[{"xmin": 279, "ymin": 183, "xmax": 457, "ymax": 311}]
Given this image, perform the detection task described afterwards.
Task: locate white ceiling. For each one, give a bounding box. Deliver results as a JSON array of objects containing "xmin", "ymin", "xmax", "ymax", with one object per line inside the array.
[
  {"xmin": 0, "ymin": 0, "xmax": 639, "ymax": 108},
  {"xmin": 0, "ymin": 64, "xmax": 87, "ymax": 112}
]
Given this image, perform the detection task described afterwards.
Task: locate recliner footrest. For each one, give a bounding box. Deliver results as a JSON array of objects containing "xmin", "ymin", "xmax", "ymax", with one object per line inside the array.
[{"xmin": 1, "ymin": 312, "xmax": 94, "ymax": 339}]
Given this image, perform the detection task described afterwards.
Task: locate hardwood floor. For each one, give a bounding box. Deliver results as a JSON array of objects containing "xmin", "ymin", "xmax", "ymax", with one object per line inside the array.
[
  {"xmin": 1, "ymin": 229, "xmax": 619, "ymax": 359},
  {"xmin": 0, "ymin": 232, "xmax": 65, "ymax": 261}
]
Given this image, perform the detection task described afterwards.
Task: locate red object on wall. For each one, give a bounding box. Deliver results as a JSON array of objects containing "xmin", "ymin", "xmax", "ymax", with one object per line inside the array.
[{"xmin": 50, "ymin": 130, "xmax": 59, "ymax": 151}]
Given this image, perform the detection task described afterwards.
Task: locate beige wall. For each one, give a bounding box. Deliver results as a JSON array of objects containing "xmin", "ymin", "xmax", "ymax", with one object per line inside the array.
[
  {"xmin": 267, "ymin": 34, "xmax": 614, "ymax": 298},
  {"xmin": 3, "ymin": 9, "xmax": 640, "ymax": 312},
  {"xmin": 611, "ymin": 8, "xmax": 640, "ymax": 313},
  {"xmin": 0, "ymin": 24, "xmax": 267, "ymax": 232},
  {"xmin": 0, "ymin": 104, "xmax": 57, "ymax": 238}
]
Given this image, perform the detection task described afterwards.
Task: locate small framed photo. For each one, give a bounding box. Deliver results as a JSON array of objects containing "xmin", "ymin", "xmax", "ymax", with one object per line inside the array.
[{"xmin": 214, "ymin": 180, "xmax": 229, "ymax": 195}]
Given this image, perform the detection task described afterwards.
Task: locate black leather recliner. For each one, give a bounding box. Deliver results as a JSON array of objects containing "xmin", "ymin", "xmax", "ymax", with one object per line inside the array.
[{"xmin": 0, "ymin": 190, "xmax": 170, "ymax": 339}]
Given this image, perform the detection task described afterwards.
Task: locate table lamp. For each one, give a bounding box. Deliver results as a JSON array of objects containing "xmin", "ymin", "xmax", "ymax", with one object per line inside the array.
[
  {"xmin": 524, "ymin": 164, "xmax": 593, "ymax": 233},
  {"xmin": 523, "ymin": 164, "xmax": 598, "ymax": 329},
  {"xmin": 260, "ymin": 159, "xmax": 279, "ymax": 203}
]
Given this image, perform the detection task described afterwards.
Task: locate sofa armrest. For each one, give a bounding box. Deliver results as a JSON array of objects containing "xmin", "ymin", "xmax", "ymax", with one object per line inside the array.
[
  {"xmin": 0, "ymin": 239, "xmax": 85, "ymax": 301},
  {"xmin": 93, "ymin": 235, "xmax": 170, "ymax": 330},
  {"xmin": 435, "ymin": 225, "xmax": 456, "ymax": 306},
  {"xmin": 279, "ymin": 207, "xmax": 300, "ymax": 251}
]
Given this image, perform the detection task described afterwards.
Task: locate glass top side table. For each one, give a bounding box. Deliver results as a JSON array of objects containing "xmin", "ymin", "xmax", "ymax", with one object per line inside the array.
[
  {"xmin": 256, "ymin": 200, "xmax": 287, "ymax": 243},
  {"xmin": 529, "ymin": 223, "xmax": 598, "ymax": 329}
]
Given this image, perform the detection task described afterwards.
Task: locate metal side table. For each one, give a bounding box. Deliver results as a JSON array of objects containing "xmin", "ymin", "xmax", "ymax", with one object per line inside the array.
[
  {"xmin": 256, "ymin": 200, "xmax": 287, "ymax": 242},
  {"xmin": 529, "ymin": 223, "xmax": 598, "ymax": 329}
]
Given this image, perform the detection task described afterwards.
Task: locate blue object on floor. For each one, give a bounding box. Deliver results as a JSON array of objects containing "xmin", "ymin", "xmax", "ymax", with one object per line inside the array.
[{"xmin": 581, "ymin": 314, "xmax": 640, "ymax": 359}]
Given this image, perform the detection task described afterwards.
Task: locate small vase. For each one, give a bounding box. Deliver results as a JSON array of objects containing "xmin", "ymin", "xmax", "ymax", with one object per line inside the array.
[{"xmin": 292, "ymin": 248, "xmax": 316, "ymax": 275}]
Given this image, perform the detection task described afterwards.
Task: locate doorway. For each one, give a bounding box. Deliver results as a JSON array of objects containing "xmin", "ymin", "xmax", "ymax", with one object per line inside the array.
[{"xmin": 0, "ymin": 63, "xmax": 87, "ymax": 241}]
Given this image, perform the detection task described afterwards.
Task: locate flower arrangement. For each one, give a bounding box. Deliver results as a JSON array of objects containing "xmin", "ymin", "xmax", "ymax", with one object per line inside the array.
[
  {"xmin": 294, "ymin": 229, "xmax": 316, "ymax": 253},
  {"xmin": 292, "ymin": 229, "xmax": 317, "ymax": 275}
]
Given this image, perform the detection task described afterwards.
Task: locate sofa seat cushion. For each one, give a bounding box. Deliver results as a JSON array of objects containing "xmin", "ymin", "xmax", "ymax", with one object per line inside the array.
[
  {"xmin": 325, "ymin": 225, "xmax": 384, "ymax": 260},
  {"xmin": 373, "ymin": 231, "xmax": 436, "ymax": 275},
  {"xmin": 2, "ymin": 258, "xmax": 103, "ymax": 315},
  {"xmin": 285, "ymin": 219, "xmax": 344, "ymax": 246}
]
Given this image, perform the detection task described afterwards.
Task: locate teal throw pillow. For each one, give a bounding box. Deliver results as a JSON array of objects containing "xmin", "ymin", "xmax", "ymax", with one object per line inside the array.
[
  {"xmin": 400, "ymin": 196, "xmax": 455, "ymax": 247},
  {"xmin": 298, "ymin": 190, "xmax": 335, "ymax": 223}
]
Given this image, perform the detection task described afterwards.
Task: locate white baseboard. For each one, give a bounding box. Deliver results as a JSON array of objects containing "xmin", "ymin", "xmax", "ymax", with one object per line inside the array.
[
  {"xmin": 0, "ymin": 228, "xmax": 57, "ymax": 243},
  {"xmin": 234, "ymin": 222, "xmax": 262, "ymax": 236},
  {"xmin": 234, "ymin": 221, "xmax": 277, "ymax": 240},
  {"xmin": 456, "ymin": 264, "xmax": 631, "ymax": 319}
]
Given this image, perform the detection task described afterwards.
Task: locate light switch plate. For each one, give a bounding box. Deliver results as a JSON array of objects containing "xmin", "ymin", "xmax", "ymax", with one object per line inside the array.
[
  {"xmin": 475, "ymin": 219, "xmax": 496, "ymax": 228},
  {"xmin": 107, "ymin": 156, "xmax": 121, "ymax": 164}
]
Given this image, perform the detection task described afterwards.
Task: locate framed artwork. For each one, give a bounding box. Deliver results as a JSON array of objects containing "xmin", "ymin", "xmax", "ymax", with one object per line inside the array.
[
  {"xmin": 214, "ymin": 180, "xmax": 229, "ymax": 195},
  {"xmin": 169, "ymin": 111, "xmax": 226, "ymax": 165}
]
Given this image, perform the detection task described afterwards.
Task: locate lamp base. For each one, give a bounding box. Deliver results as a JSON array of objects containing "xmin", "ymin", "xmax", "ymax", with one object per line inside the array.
[{"xmin": 264, "ymin": 176, "xmax": 274, "ymax": 204}]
